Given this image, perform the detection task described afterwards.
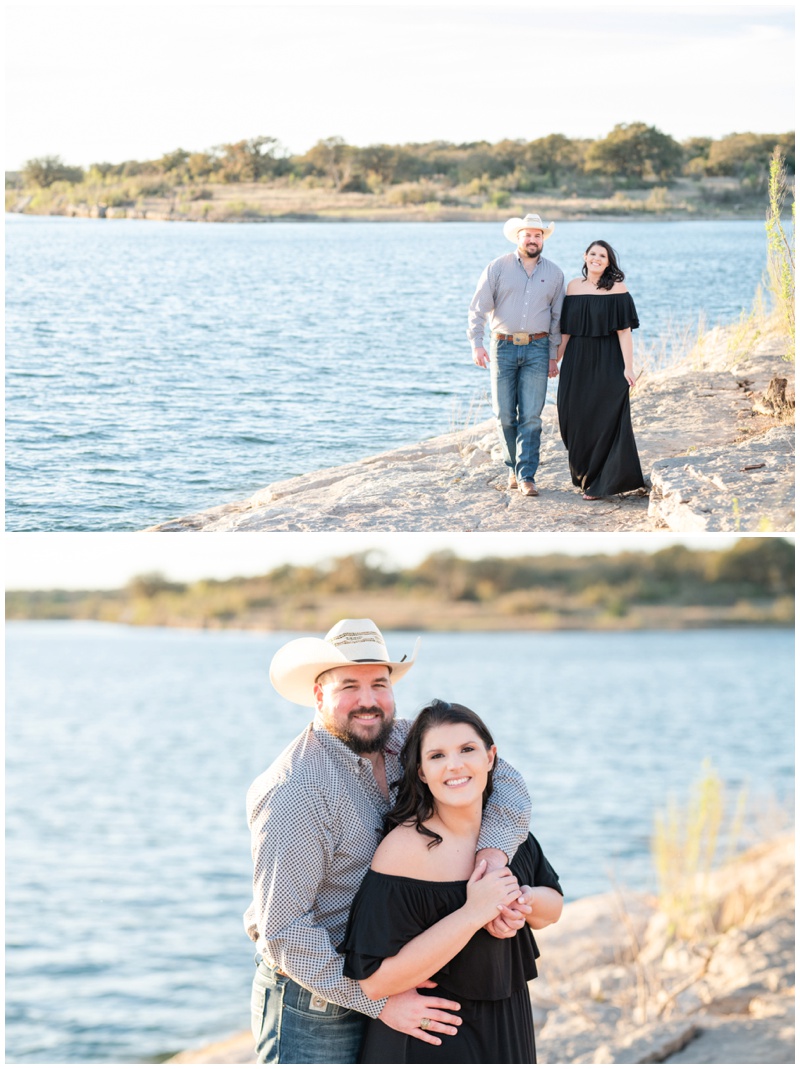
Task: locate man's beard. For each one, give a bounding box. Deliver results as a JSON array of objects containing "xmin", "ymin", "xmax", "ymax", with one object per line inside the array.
[
  {"xmin": 334, "ymin": 707, "xmax": 395, "ymax": 754},
  {"xmin": 521, "ymin": 244, "xmax": 541, "ymax": 260}
]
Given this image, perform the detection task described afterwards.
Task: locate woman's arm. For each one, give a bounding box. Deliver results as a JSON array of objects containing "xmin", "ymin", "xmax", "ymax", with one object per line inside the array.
[
  {"xmin": 556, "ymin": 334, "xmax": 571, "ymax": 363},
  {"xmin": 617, "ymin": 328, "xmax": 635, "ymax": 385},
  {"xmin": 518, "ymin": 885, "xmax": 563, "ymax": 930},
  {"xmin": 358, "ymin": 861, "xmax": 523, "ymax": 1000}
]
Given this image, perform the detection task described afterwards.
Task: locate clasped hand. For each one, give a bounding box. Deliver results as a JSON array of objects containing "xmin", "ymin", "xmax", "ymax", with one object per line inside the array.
[{"xmin": 466, "ymin": 859, "xmax": 529, "ymax": 935}]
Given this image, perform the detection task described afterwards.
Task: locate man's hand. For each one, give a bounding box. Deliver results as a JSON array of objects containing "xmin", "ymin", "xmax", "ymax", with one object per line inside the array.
[
  {"xmin": 378, "ymin": 982, "xmax": 462, "ymax": 1047},
  {"xmin": 472, "ymin": 347, "xmax": 490, "ymax": 368},
  {"xmin": 548, "ymin": 358, "xmax": 560, "ymax": 378},
  {"xmin": 476, "ymin": 847, "xmax": 530, "ymax": 939},
  {"xmin": 484, "ymin": 902, "xmax": 529, "ymax": 938}
]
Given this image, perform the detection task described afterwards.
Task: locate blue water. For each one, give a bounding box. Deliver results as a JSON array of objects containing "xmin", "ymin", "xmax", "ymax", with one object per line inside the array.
[
  {"xmin": 5, "ymin": 622, "xmax": 794, "ymax": 1063},
  {"xmin": 5, "ymin": 216, "xmax": 770, "ymax": 531}
]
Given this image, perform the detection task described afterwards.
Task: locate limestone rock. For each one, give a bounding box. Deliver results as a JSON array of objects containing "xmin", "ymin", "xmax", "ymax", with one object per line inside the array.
[{"xmin": 146, "ymin": 326, "xmax": 793, "ymax": 532}]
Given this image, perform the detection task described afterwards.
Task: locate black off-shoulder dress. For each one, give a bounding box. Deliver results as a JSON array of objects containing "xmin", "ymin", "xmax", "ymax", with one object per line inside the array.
[
  {"xmin": 557, "ymin": 292, "xmax": 645, "ymax": 497},
  {"xmin": 338, "ymin": 833, "xmax": 562, "ymax": 1064}
]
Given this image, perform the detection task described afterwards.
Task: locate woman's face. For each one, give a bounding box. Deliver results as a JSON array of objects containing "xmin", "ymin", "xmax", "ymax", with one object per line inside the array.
[
  {"xmin": 417, "ymin": 722, "xmax": 496, "ymax": 808},
  {"xmin": 585, "ymin": 244, "xmax": 609, "ymax": 273}
]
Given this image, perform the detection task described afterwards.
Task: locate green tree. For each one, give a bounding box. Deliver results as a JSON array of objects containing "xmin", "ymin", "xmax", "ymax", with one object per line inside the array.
[
  {"xmin": 585, "ymin": 123, "xmax": 683, "ymax": 182},
  {"xmin": 301, "ymin": 136, "xmax": 359, "ymax": 190},
  {"xmin": 711, "ymin": 538, "xmax": 794, "ymax": 594},
  {"xmin": 126, "ymin": 572, "xmax": 186, "ymax": 599},
  {"xmin": 22, "ymin": 155, "xmax": 84, "ymax": 187},
  {"xmin": 216, "ymin": 136, "xmax": 288, "ymax": 182},
  {"xmin": 682, "ymin": 137, "xmax": 713, "ymax": 177},
  {"xmin": 705, "ymin": 132, "xmax": 794, "ymax": 180},
  {"xmin": 159, "ymin": 148, "xmax": 190, "ymax": 175},
  {"xmin": 187, "ymin": 151, "xmax": 219, "ymax": 180},
  {"xmin": 524, "ymin": 133, "xmax": 585, "ymax": 185}
]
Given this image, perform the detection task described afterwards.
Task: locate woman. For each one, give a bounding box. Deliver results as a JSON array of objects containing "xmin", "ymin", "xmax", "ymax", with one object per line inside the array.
[
  {"xmin": 338, "ymin": 700, "xmax": 563, "ymax": 1064},
  {"xmin": 556, "ymin": 240, "xmax": 646, "ymax": 500}
]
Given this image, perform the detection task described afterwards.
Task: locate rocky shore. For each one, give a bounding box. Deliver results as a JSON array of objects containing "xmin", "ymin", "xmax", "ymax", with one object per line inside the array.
[
  {"xmin": 147, "ymin": 324, "xmax": 794, "ymax": 533},
  {"xmin": 166, "ymin": 833, "xmax": 794, "ymax": 1064}
]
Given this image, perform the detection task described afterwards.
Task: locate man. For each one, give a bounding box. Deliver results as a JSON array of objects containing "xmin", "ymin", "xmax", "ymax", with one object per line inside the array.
[
  {"xmin": 244, "ymin": 618, "xmax": 532, "ymax": 1063},
  {"xmin": 468, "ymin": 212, "xmax": 565, "ymax": 496}
]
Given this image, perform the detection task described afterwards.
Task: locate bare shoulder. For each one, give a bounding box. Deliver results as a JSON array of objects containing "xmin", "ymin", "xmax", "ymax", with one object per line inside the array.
[
  {"xmin": 566, "ymin": 277, "xmax": 584, "ymax": 295},
  {"xmin": 611, "ymin": 281, "xmax": 629, "ymax": 294},
  {"xmin": 370, "ymin": 822, "xmax": 430, "ymax": 877}
]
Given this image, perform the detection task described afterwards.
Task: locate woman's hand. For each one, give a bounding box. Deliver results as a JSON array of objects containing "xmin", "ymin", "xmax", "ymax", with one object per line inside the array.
[
  {"xmin": 624, "ymin": 366, "xmax": 636, "ymax": 387},
  {"xmin": 463, "ymin": 859, "xmax": 525, "ymax": 928}
]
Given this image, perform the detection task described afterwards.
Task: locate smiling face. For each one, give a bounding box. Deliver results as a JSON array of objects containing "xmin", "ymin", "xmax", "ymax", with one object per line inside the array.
[
  {"xmin": 585, "ymin": 244, "xmax": 610, "ymax": 274},
  {"xmin": 517, "ymin": 227, "xmax": 544, "ymax": 260},
  {"xmin": 417, "ymin": 721, "xmax": 496, "ymax": 810},
  {"xmin": 314, "ymin": 663, "xmax": 396, "ymax": 754}
]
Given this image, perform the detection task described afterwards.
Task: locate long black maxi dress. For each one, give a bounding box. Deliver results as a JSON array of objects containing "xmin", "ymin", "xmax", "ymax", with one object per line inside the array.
[
  {"xmin": 557, "ymin": 291, "xmax": 645, "ymax": 497},
  {"xmin": 338, "ymin": 833, "xmax": 562, "ymax": 1065}
]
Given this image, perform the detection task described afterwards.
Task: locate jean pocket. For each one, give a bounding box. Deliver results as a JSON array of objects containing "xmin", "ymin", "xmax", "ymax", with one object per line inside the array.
[{"xmin": 250, "ymin": 973, "xmax": 268, "ymax": 1040}]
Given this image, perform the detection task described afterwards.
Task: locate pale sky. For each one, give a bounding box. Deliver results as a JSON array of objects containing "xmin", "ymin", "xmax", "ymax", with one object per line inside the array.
[
  {"xmin": 3, "ymin": 533, "xmax": 777, "ymax": 589},
  {"xmin": 5, "ymin": 2, "xmax": 794, "ymax": 171}
]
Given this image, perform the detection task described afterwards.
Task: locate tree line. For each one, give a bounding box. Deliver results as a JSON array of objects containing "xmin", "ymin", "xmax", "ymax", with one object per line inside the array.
[
  {"xmin": 6, "ymin": 539, "xmax": 794, "ymax": 627},
  {"xmin": 14, "ymin": 124, "xmax": 795, "ymax": 196}
]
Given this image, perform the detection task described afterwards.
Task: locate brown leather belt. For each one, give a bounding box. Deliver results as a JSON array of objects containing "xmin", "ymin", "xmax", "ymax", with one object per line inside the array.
[{"xmin": 494, "ymin": 331, "xmax": 548, "ymax": 343}]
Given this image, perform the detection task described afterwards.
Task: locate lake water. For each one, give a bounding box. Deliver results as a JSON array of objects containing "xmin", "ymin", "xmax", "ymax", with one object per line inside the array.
[
  {"xmin": 5, "ymin": 216, "xmax": 770, "ymax": 531},
  {"xmin": 5, "ymin": 622, "xmax": 794, "ymax": 1063}
]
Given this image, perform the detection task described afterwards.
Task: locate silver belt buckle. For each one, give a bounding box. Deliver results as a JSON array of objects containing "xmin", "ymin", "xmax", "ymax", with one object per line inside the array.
[{"xmin": 512, "ymin": 332, "xmax": 530, "ymax": 345}]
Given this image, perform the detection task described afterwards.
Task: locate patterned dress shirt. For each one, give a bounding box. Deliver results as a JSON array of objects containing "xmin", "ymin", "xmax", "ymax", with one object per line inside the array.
[
  {"xmin": 467, "ymin": 252, "xmax": 565, "ymax": 360},
  {"xmin": 243, "ymin": 714, "xmax": 532, "ymax": 1018}
]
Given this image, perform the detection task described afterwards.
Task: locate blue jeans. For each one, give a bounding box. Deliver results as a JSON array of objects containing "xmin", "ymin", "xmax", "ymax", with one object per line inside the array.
[
  {"xmin": 251, "ymin": 958, "xmax": 369, "ymax": 1064},
  {"xmin": 490, "ymin": 336, "xmax": 550, "ymax": 482}
]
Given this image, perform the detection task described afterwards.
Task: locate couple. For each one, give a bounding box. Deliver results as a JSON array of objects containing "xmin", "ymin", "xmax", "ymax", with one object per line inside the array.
[
  {"xmin": 468, "ymin": 213, "xmax": 646, "ymax": 501},
  {"xmin": 244, "ymin": 619, "xmax": 563, "ymax": 1064}
]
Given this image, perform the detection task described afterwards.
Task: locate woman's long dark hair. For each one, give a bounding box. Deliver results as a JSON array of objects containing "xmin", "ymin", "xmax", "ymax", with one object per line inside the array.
[
  {"xmin": 581, "ymin": 239, "xmax": 625, "ymax": 290},
  {"xmin": 386, "ymin": 699, "xmax": 495, "ymax": 849}
]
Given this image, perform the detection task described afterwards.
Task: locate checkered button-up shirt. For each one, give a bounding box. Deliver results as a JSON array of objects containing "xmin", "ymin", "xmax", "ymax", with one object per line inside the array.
[
  {"xmin": 243, "ymin": 714, "xmax": 531, "ymax": 1018},
  {"xmin": 467, "ymin": 252, "xmax": 565, "ymax": 359}
]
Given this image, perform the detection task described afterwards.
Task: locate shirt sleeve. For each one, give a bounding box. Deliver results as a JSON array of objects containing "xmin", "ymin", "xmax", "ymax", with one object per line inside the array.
[
  {"xmin": 247, "ymin": 776, "xmax": 388, "ymax": 1019},
  {"xmin": 549, "ymin": 269, "xmax": 566, "ymax": 360},
  {"xmin": 467, "ymin": 263, "xmax": 495, "ymax": 350},
  {"xmin": 476, "ymin": 755, "xmax": 532, "ymax": 862}
]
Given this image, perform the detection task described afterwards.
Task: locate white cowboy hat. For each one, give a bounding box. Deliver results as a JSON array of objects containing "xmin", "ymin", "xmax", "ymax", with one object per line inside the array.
[
  {"xmin": 269, "ymin": 618, "xmax": 420, "ymax": 707},
  {"xmin": 503, "ymin": 213, "xmax": 555, "ymax": 243}
]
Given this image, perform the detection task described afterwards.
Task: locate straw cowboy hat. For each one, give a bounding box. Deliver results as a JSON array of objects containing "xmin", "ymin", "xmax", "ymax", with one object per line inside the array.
[
  {"xmin": 503, "ymin": 213, "xmax": 555, "ymax": 243},
  {"xmin": 269, "ymin": 618, "xmax": 420, "ymax": 707}
]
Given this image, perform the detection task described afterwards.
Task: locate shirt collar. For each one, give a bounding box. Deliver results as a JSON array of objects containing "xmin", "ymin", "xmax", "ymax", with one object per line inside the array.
[{"xmin": 515, "ymin": 251, "xmax": 544, "ymax": 269}]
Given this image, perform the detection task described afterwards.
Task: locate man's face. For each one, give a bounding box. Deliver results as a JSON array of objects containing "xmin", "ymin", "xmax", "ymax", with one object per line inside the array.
[
  {"xmin": 517, "ymin": 228, "xmax": 544, "ymax": 260},
  {"xmin": 314, "ymin": 663, "xmax": 396, "ymax": 754}
]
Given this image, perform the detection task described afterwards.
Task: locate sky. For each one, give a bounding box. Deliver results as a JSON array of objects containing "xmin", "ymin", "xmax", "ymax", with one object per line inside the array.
[
  {"xmin": 4, "ymin": 532, "xmax": 781, "ymax": 589},
  {"xmin": 5, "ymin": 1, "xmax": 794, "ymax": 171}
]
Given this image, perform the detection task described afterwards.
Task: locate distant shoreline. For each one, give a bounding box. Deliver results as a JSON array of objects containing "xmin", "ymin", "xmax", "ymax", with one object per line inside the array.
[
  {"xmin": 5, "ymin": 206, "xmax": 767, "ymax": 225},
  {"xmin": 5, "ymin": 175, "xmax": 772, "ymax": 225}
]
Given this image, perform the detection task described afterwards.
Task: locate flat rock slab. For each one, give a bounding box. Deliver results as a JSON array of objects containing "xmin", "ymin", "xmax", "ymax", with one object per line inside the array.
[
  {"xmin": 147, "ymin": 330, "xmax": 793, "ymax": 533},
  {"xmin": 167, "ymin": 836, "xmax": 793, "ymax": 1066},
  {"xmin": 648, "ymin": 424, "xmax": 795, "ymax": 531}
]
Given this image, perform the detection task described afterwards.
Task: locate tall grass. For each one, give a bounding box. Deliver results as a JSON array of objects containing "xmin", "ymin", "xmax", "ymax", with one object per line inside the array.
[
  {"xmin": 652, "ymin": 760, "xmax": 747, "ymax": 939},
  {"xmin": 765, "ymin": 148, "xmax": 795, "ymax": 361}
]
